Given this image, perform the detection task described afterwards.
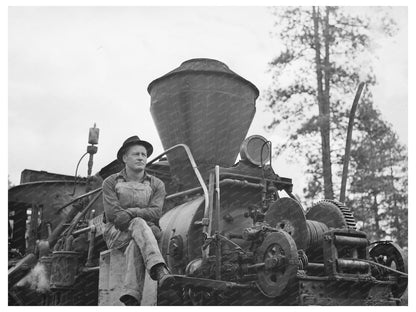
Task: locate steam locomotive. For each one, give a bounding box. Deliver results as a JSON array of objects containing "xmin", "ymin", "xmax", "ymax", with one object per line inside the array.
[{"xmin": 8, "ymin": 58, "xmax": 407, "ymax": 306}]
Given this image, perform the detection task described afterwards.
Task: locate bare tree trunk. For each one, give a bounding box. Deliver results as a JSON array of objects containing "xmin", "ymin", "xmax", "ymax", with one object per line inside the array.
[
  {"xmin": 390, "ymin": 166, "xmax": 401, "ymax": 240},
  {"xmin": 340, "ymin": 82, "xmax": 365, "ymax": 203},
  {"xmin": 372, "ymin": 193, "xmax": 381, "ymax": 239},
  {"xmin": 313, "ymin": 6, "xmax": 334, "ymax": 199}
]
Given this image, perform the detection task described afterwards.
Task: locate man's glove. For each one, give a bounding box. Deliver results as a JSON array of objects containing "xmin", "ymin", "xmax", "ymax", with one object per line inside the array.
[{"xmin": 113, "ymin": 209, "xmax": 134, "ymax": 231}]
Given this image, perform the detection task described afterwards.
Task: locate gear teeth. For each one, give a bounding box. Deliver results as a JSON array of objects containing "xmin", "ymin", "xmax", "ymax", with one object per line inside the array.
[{"xmin": 322, "ymin": 199, "xmax": 357, "ymax": 230}]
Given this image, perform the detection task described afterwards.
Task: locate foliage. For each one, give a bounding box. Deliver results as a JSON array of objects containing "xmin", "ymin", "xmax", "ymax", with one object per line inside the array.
[
  {"xmin": 266, "ymin": 6, "xmax": 397, "ymax": 194},
  {"xmin": 346, "ymin": 98, "xmax": 408, "ymax": 245},
  {"xmin": 266, "ymin": 6, "xmax": 407, "ymax": 245}
]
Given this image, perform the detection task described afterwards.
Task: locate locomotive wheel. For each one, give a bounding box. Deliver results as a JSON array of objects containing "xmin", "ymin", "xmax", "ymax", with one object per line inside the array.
[
  {"xmin": 370, "ymin": 242, "xmax": 408, "ymax": 298},
  {"xmin": 306, "ymin": 199, "xmax": 356, "ymax": 230},
  {"xmin": 264, "ymin": 198, "xmax": 308, "ymax": 250},
  {"xmin": 255, "ymin": 231, "xmax": 298, "ymax": 298}
]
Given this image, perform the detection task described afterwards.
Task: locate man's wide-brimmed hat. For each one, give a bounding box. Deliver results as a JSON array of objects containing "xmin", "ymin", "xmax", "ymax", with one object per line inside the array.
[{"xmin": 117, "ymin": 135, "xmax": 153, "ymax": 162}]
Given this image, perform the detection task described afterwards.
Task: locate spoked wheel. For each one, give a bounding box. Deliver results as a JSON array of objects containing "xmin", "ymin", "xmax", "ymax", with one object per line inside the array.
[
  {"xmin": 255, "ymin": 231, "xmax": 298, "ymax": 298},
  {"xmin": 370, "ymin": 242, "xmax": 408, "ymax": 298}
]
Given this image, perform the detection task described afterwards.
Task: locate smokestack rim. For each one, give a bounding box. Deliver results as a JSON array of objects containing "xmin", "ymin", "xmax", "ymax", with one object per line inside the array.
[{"xmin": 147, "ymin": 58, "xmax": 259, "ymax": 99}]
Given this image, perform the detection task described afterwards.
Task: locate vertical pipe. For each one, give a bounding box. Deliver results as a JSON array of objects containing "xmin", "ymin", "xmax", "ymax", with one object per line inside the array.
[
  {"xmin": 260, "ymin": 141, "xmax": 270, "ymax": 213},
  {"xmin": 87, "ymin": 153, "xmax": 94, "ymax": 177},
  {"xmin": 215, "ymin": 166, "xmax": 221, "ymax": 234},
  {"xmin": 215, "ymin": 166, "xmax": 221, "ymax": 280},
  {"xmin": 85, "ymin": 226, "xmax": 96, "ymax": 267},
  {"xmin": 27, "ymin": 204, "xmax": 39, "ymax": 254},
  {"xmin": 207, "ymin": 173, "xmax": 215, "ymax": 237},
  {"xmin": 215, "ymin": 235, "xmax": 221, "ymax": 280},
  {"xmin": 64, "ymin": 235, "xmax": 74, "ymax": 251},
  {"xmin": 204, "ymin": 173, "xmax": 215, "ymax": 260},
  {"xmin": 47, "ymin": 223, "xmax": 52, "ymax": 238}
]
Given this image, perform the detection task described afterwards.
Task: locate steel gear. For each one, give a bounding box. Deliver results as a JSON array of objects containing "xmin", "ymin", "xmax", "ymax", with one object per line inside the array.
[{"xmin": 306, "ymin": 199, "xmax": 357, "ymax": 230}]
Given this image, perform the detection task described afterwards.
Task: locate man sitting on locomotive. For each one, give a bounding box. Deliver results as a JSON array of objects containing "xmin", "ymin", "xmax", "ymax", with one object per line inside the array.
[{"xmin": 102, "ymin": 135, "xmax": 173, "ymax": 305}]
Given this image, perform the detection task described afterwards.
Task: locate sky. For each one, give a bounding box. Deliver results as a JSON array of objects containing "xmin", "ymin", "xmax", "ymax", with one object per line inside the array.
[{"xmin": 7, "ymin": 5, "xmax": 408, "ymax": 197}]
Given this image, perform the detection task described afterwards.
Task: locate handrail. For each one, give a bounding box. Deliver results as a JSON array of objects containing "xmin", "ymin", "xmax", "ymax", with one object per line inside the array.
[{"xmin": 148, "ymin": 144, "xmax": 210, "ymax": 235}]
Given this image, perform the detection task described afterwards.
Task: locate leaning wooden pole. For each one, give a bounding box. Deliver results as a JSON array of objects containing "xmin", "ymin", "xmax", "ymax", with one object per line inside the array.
[{"xmin": 340, "ymin": 82, "xmax": 366, "ymax": 203}]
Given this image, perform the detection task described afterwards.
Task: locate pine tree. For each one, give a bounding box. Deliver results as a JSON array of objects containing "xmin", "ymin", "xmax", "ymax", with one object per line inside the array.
[
  {"xmin": 347, "ymin": 98, "xmax": 408, "ymax": 245},
  {"xmin": 266, "ymin": 7, "xmax": 407, "ymax": 245},
  {"xmin": 265, "ymin": 6, "xmax": 397, "ymax": 201}
]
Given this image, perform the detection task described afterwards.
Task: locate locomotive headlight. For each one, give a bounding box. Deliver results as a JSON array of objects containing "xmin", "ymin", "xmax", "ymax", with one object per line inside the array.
[{"xmin": 239, "ymin": 135, "xmax": 270, "ymax": 167}]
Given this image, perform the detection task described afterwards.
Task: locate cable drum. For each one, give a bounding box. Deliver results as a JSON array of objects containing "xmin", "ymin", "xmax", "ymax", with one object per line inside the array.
[{"xmin": 306, "ymin": 220, "xmax": 328, "ymax": 251}]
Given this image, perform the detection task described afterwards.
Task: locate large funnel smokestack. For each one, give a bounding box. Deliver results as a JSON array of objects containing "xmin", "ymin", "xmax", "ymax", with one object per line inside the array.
[{"xmin": 148, "ymin": 58, "xmax": 259, "ymax": 188}]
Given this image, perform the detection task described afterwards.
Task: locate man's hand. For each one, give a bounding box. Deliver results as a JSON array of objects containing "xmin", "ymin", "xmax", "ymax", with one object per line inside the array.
[{"xmin": 114, "ymin": 210, "xmax": 134, "ymax": 231}]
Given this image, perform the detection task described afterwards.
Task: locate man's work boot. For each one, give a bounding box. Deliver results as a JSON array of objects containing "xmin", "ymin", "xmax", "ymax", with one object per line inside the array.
[{"xmin": 152, "ymin": 264, "xmax": 175, "ymax": 289}]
